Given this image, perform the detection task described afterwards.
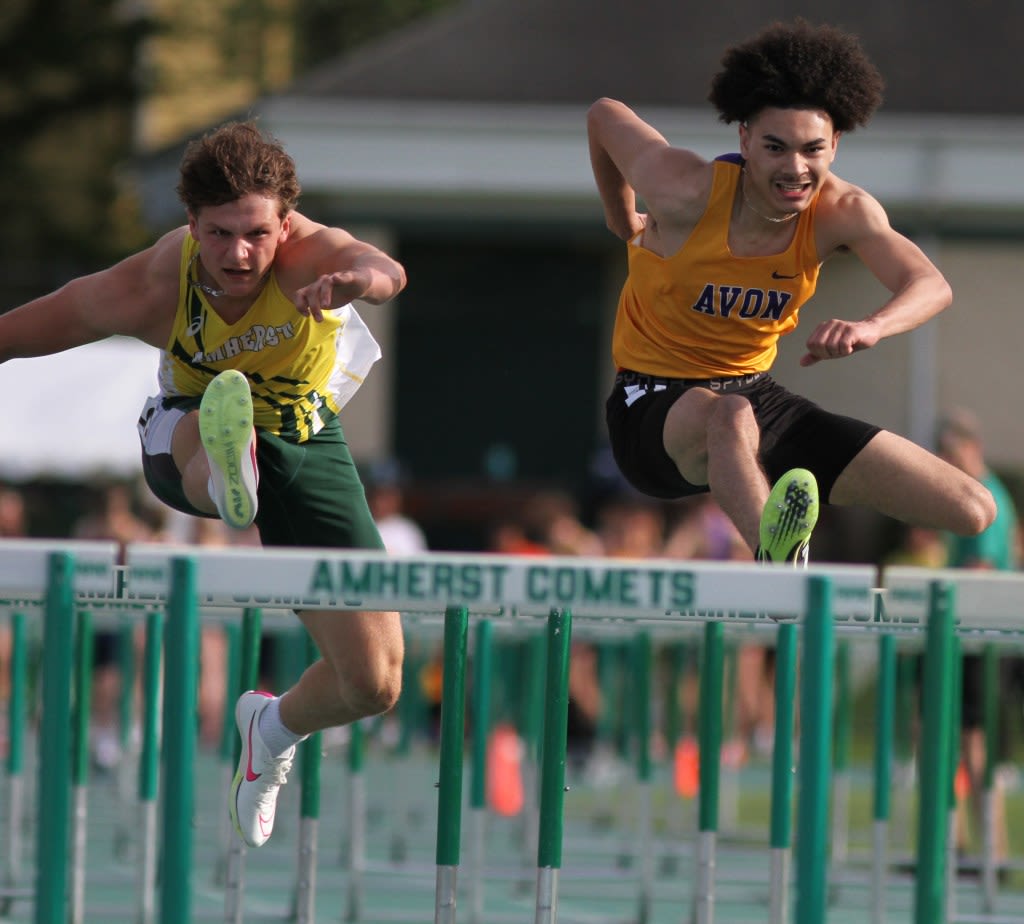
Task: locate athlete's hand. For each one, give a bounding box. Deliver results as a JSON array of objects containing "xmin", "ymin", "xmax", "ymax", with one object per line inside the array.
[
  {"xmin": 800, "ymin": 317, "xmax": 882, "ymax": 366},
  {"xmin": 293, "ymin": 269, "xmax": 374, "ymax": 322}
]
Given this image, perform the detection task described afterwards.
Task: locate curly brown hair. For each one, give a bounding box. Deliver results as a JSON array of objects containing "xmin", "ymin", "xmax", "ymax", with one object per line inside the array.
[
  {"xmin": 176, "ymin": 121, "xmax": 301, "ymax": 217},
  {"xmin": 708, "ymin": 20, "xmax": 884, "ymax": 133}
]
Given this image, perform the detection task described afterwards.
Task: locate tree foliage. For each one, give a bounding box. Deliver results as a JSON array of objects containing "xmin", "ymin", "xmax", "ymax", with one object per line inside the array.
[{"xmin": 0, "ymin": 0, "xmax": 155, "ymax": 300}]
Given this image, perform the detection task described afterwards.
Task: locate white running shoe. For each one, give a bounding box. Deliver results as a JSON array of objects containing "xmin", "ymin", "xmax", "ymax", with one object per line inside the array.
[
  {"xmin": 229, "ymin": 691, "xmax": 295, "ymax": 848},
  {"xmin": 199, "ymin": 370, "xmax": 259, "ymax": 529}
]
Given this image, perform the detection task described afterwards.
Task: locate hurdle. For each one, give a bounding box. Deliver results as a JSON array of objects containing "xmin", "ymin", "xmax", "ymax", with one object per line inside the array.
[
  {"xmin": 5, "ymin": 537, "xmax": 1024, "ymax": 923},
  {"xmin": 122, "ymin": 542, "xmax": 879, "ymax": 924}
]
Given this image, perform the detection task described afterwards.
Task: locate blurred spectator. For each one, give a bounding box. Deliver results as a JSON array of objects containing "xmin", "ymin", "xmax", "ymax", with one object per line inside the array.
[
  {"xmin": 936, "ymin": 408, "xmax": 1020, "ymax": 871},
  {"xmin": 882, "ymin": 524, "xmax": 948, "ymax": 572},
  {"xmin": 596, "ymin": 498, "xmax": 666, "ymax": 559},
  {"xmin": 365, "ymin": 460, "xmax": 428, "ymax": 555},
  {"xmin": 523, "ymin": 490, "xmax": 604, "ymax": 557}
]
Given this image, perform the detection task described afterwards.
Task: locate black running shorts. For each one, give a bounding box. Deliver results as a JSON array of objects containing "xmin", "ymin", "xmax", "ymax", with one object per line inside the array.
[{"xmin": 605, "ymin": 372, "xmax": 880, "ymax": 503}]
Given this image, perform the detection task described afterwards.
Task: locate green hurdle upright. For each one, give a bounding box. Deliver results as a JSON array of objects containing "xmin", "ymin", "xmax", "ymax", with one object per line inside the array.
[
  {"xmin": 160, "ymin": 556, "xmax": 200, "ymax": 924},
  {"xmin": 769, "ymin": 623, "xmax": 798, "ymax": 924},
  {"xmin": 2, "ymin": 611, "xmax": 28, "ymax": 915},
  {"xmin": 915, "ymin": 580, "xmax": 956, "ymax": 924},
  {"xmin": 138, "ymin": 609, "xmax": 163, "ymax": 924},
  {"xmin": 294, "ymin": 633, "xmax": 322, "ymax": 924},
  {"xmin": 434, "ymin": 605, "xmax": 469, "ymax": 924},
  {"xmin": 694, "ymin": 620, "xmax": 724, "ymax": 924},
  {"xmin": 795, "ymin": 574, "xmax": 835, "ymax": 924},
  {"xmin": 69, "ymin": 609, "xmax": 95, "ymax": 924},
  {"xmin": 35, "ymin": 551, "xmax": 75, "ymax": 924},
  {"xmin": 535, "ymin": 608, "xmax": 573, "ymax": 924}
]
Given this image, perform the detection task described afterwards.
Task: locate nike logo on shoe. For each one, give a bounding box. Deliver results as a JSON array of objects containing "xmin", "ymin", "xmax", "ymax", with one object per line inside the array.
[{"xmin": 245, "ymin": 714, "xmax": 262, "ymax": 782}]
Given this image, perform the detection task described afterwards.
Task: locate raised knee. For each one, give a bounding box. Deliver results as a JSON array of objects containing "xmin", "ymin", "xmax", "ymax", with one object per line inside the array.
[{"xmin": 347, "ymin": 660, "xmax": 403, "ymax": 718}]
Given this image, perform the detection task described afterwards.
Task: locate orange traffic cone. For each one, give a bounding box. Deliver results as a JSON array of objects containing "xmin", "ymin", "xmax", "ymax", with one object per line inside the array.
[
  {"xmin": 674, "ymin": 736, "xmax": 700, "ymax": 800},
  {"xmin": 487, "ymin": 723, "xmax": 525, "ymax": 816},
  {"xmin": 955, "ymin": 762, "xmax": 970, "ymax": 801}
]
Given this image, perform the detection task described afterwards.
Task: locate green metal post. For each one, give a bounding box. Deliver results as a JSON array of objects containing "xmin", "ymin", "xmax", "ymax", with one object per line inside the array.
[
  {"xmin": 435, "ymin": 605, "xmax": 469, "ymax": 924},
  {"xmin": 665, "ymin": 642, "xmax": 685, "ymax": 754},
  {"xmin": 914, "ymin": 581, "xmax": 956, "ymax": 924},
  {"xmin": 695, "ymin": 620, "xmax": 725, "ymax": 924},
  {"xmin": 35, "ymin": 551, "xmax": 75, "ymax": 924},
  {"xmin": 296, "ymin": 632, "xmax": 322, "ymax": 924},
  {"xmin": 470, "ymin": 620, "xmax": 495, "ymax": 811},
  {"xmin": 634, "ymin": 632, "xmax": 653, "ymax": 784},
  {"xmin": 871, "ymin": 633, "xmax": 897, "ymax": 923},
  {"xmin": 832, "ymin": 640, "xmax": 852, "ymax": 865},
  {"xmin": 139, "ymin": 610, "xmax": 163, "ymax": 803},
  {"xmin": 771, "ymin": 624, "xmax": 798, "ymax": 850},
  {"xmin": 161, "ymin": 557, "xmax": 199, "ymax": 924},
  {"xmin": 219, "ymin": 623, "xmax": 241, "ymax": 764},
  {"xmin": 71, "ymin": 610, "xmax": 95, "ymax": 789},
  {"xmin": 873, "ymin": 635, "xmax": 896, "ymax": 825},
  {"xmin": 7, "ymin": 612, "xmax": 26, "ymax": 779},
  {"xmin": 770, "ymin": 622, "xmax": 798, "ymax": 924},
  {"xmin": 469, "ymin": 619, "xmax": 495, "ymax": 923},
  {"xmin": 70, "ymin": 609, "xmax": 95, "ymax": 923},
  {"xmin": 795, "ymin": 575, "xmax": 834, "ymax": 924},
  {"xmin": 5, "ymin": 611, "xmax": 28, "ymax": 896},
  {"xmin": 137, "ymin": 609, "xmax": 164, "ymax": 924},
  {"xmin": 117, "ymin": 621, "xmax": 136, "ymax": 753},
  {"xmin": 982, "ymin": 644, "xmax": 998, "ymax": 792},
  {"xmin": 536, "ymin": 608, "xmax": 573, "ymax": 923},
  {"xmin": 698, "ymin": 622, "xmax": 725, "ymax": 834}
]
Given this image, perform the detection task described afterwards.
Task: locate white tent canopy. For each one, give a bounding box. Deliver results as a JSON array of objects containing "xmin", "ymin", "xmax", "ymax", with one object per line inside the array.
[{"xmin": 0, "ymin": 338, "xmax": 160, "ymax": 480}]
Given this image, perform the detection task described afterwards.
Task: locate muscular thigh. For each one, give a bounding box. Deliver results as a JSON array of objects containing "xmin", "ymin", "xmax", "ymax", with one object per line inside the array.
[{"xmin": 829, "ymin": 428, "xmax": 981, "ymax": 529}]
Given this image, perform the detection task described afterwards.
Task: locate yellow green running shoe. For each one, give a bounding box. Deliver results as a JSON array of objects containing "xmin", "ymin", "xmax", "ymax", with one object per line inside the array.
[
  {"xmin": 756, "ymin": 468, "xmax": 818, "ymax": 566},
  {"xmin": 199, "ymin": 370, "xmax": 259, "ymax": 529}
]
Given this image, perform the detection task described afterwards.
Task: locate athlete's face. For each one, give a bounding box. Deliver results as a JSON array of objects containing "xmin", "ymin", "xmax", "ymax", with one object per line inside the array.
[
  {"xmin": 188, "ymin": 194, "xmax": 291, "ymax": 297},
  {"xmin": 739, "ymin": 108, "xmax": 839, "ymax": 216}
]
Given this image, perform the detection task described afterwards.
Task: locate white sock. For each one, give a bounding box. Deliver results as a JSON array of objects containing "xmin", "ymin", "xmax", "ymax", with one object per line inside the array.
[{"xmin": 257, "ymin": 695, "xmax": 306, "ymax": 757}]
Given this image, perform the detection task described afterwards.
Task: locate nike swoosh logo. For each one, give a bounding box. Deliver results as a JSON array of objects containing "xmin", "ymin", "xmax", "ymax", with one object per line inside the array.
[
  {"xmin": 771, "ymin": 271, "xmax": 800, "ymax": 279},
  {"xmin": 245, "ymin": 714, "xmax": 261, "ymax": 782}
]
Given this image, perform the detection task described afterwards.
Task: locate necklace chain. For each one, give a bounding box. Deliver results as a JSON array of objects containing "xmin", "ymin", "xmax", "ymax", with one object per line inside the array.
[
  {"xmin": 188, "ymin": 253, "xmax": 225, "ymax": 298},
  {"xmin": 740, "ymin": 171, "xmax": 798, "ymax": 224}
]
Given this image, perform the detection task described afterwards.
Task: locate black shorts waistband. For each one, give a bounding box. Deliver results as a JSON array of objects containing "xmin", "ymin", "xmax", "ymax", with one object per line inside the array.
[{"xmin": 615, "ymin": 370, "xmax": 766, "ymax": 393}]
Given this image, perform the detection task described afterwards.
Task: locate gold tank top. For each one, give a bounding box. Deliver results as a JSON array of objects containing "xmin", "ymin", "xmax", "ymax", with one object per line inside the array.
[
  {"xmin": 159, "ymin": 235, "xmax": 356, "ymax": 441},
  {"xmin": 612, "ymin": 156, "xmax": 822, "ymax": 378}
]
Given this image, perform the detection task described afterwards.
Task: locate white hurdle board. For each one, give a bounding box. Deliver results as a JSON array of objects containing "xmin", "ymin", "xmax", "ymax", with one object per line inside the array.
[
  {"xmin": 123, "ymin": 544, "xmax": 877, "ymax": 623},
  {"xmin": 0, "ymin": 539, "xmax": 120, "ymax": 601},
  {"xmin": 883, "ymin": 565, "xmax": 1024, "ymax": 635}
]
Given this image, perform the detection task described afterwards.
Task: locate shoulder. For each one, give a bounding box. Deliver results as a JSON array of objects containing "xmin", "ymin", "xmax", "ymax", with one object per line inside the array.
[
  {"xmin": 76, "ymin": 227, "xmax": 186, "ymax": 345},
  {"xmin": 643, "ymin": 150, "xmax": 715, "ymax": 224},
  {"xmin": 812, "ymin": 174, "xmax": 893, "ymax": 256},
  {"xmin": 279, "ymin": 212, "xmax": 358, "ymax": 265}
]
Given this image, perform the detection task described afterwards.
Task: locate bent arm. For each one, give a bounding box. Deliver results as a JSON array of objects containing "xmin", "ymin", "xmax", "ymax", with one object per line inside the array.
[
  {"xmin": 587, "ymin": 98, "xmax": 660, "ymax": 239},
  {"xmin": 587, "ymin": 98, "xmax": 707, "ymax": 241},
  {"xmin": 287, "ymin": 218, "xmax": 407, "ymax": 321},
  {"xmin": 802, "ymin": 192, "xmax": 952, "ymax": 366}
]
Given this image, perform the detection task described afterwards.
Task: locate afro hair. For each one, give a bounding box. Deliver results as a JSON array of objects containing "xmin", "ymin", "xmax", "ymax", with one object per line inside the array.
[{"xmin": 708, "ymin": 19, "xmax": 884, "ymax": 133}]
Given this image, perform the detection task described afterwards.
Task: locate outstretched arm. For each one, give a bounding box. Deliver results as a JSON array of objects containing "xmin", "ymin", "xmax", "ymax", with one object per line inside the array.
[
  {"xmin": 289, "ymin": 219, "xmax": 407, "ymax": 322},
  {"xmin": 0, "ymin": 232, "xmax": 182, "ymax": 363},
  {"xmin": 801, "ymin": 189, "xmax": 952, "ymax": 366}
]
